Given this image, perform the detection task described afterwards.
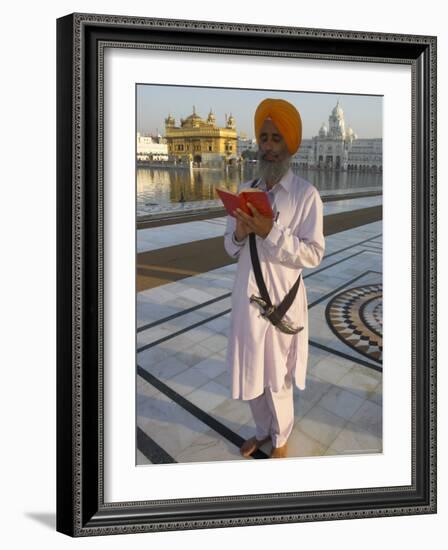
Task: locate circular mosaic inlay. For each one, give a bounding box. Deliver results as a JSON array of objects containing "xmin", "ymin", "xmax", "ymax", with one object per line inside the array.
[{"xmin": 325, "ymin": 284, "xmax": 383, "ymax": 364}]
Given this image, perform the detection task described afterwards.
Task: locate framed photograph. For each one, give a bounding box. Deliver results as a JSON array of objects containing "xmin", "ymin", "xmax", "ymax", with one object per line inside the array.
[{"xmin": 56, "ymin": 13, "xmax": 437, "ymax": 536}]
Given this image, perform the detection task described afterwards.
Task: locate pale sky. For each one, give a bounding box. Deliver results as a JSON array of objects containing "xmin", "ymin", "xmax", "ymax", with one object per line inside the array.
[{"xmin": 137, "ymin": 83, "xmax": 382, "ymax": 140}]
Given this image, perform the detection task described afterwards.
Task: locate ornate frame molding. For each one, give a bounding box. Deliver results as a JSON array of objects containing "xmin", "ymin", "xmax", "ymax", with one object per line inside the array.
[{"xmin": 57, "ymin": 12, "xmax": 437, "ymax": 537}]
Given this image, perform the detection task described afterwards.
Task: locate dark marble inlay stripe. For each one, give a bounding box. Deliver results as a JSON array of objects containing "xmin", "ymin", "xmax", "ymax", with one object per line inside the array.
[
  {"xmin": 138, "ymin": 309, "xmax": 231, "ymax": 354},
  {"xmin": 361, "ymin": 243, "xmax": 383, "ymax": 251},
  {"xmin": 136, "ymin": 248, "xmax": 371, "ymax": 338},
  {"xmin": 137, "ymin": 293, "xmax": 229, "ymax": 334},
  {"xmin": 137, "ymin": 268, "xmax": 381, "ymax": 354},
  {"xmin": 322, "ymin": 233, "xmax": 382, "ymax": 260},
  {"xmin": 136, "ymin": 427, "xmax": 176, "ymax": 464},
  {"xmin": 308, "ymin": 271, "xmax": 379, "ymax": 309},
  {"xmin": 309, "ymin": 340, "xmax": 382, "ymax": 372},
  {"xmin": 137, "ymin": 365, "xmax": 269, "ymax": 459}
]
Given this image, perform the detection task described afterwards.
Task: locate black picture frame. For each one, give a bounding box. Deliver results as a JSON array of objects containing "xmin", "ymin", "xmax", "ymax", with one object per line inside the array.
[{"xmin": 56, "ymin": 12, "xmax": 437, "ymax": 537}]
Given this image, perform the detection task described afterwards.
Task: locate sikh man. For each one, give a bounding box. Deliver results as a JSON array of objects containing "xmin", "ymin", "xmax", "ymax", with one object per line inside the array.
[{"xmin": 224, "ymin": 98, "xmax": 325, "ymax": 459}]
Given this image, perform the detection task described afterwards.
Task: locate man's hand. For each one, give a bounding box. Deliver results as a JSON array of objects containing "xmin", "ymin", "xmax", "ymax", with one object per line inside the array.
[
  {"xmin": 234, "ymin": 203, "xmax": 274, "ymax": 239},
  {"xmin": 234, "ymin": 215, "xmax": 250, "ymax": 241}
]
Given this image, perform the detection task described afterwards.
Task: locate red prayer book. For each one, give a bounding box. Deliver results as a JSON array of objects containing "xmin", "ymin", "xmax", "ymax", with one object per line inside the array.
[{"xmin": 215, "ymin": 187, "xmax": 273, "ymax": 218}]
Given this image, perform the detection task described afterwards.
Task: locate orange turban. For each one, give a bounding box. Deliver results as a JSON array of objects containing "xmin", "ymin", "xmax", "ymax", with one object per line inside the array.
[{"xmin": 254, "ymin": 98, "xmax": 302, "ymax": 155}]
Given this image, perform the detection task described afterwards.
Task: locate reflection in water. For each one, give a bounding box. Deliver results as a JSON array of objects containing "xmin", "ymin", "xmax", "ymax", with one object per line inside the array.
[{"xmin": 137, "ymin": 165, "xmax": 382, "ymax": 207}]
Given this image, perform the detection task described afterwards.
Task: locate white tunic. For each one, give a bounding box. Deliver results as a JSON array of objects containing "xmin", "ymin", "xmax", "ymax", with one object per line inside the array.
[{"xmin": 224, "ymin": 168, "xmax": 325, "ymax": 400}]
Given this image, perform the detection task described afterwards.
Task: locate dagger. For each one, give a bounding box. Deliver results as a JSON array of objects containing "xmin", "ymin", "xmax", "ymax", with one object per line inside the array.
[{"xmin": 249, "ymin": 295, "xmax": 304, "ymax": 335}]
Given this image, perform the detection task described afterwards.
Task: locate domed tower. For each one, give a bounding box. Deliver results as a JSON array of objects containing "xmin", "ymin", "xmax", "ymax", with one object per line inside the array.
[
  {"xmin": 328, "ymin": 100, "xmax": 346, "ymax": 138},
  {"xmin": 165, "ymin": 113, "xmax": 176, "ymax": 128},
  {"xmin": 226, "ymin": 113, "xmax": 236, "ymax": 130},
  {"xmin": 181, "ymin": 106, "xmax": 204, "ymax": 128},
  {"xmin": 345, "ymin": 126, "xmax": 356, "ymax": 144},
  {"xmin": 319, "ymin": 122, "xmax": 328, "ymax": 138},
  {"xmin": 207, "ymin": 109, "xmax": 217, "ymax": 126}
]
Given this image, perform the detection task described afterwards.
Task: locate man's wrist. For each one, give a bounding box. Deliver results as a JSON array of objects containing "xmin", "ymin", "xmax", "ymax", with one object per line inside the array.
[{"xmin": 232, "ymin": 231, "xmax": 247, "ymax": 245}]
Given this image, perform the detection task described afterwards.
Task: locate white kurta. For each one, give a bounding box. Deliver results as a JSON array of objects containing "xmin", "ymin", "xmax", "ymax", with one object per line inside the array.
[{"xmin": 224, "ymin": 168, "xmax": 325, "ymax": 400}]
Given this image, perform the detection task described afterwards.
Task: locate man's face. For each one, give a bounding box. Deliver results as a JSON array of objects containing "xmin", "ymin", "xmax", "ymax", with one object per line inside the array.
[
  {"xmin": 258, "ymin": 118, "xmax": 290, "ymax": 163},
  {"xmin": 257, "ymin": 118, "xmax": 291, "ymax": 184}
]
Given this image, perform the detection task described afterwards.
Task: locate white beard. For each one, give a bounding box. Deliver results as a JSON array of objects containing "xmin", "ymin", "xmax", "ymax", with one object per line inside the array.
[{"xmin": 256, "ymin": 149, "xmax": 291, "ymax": 186}]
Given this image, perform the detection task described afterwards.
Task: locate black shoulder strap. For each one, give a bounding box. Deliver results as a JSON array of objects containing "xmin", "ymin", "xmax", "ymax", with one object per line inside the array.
[
  {"xmin": 249, "ymin": 232, "xmax": 272, "ymax": 308},
  {"xmin": 248, "ymin": 177, "xmax": 302, "ymax": 325}
]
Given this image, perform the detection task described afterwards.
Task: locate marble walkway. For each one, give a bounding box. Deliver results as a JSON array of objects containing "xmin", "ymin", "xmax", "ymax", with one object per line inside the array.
[
  {"xmin": 137, "ymin": 195, "xmax": 382, "ymax": 253},
  {"xmin": 136, "ymin": 217, "xmax": 383, "ymax": 465}
]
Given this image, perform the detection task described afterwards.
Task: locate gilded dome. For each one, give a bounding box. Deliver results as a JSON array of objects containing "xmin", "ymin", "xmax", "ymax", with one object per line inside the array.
[
  {"xmin": 164, "ymin": 113, "xmax": 176, "ymax": 126},
  {"xmin": 181, "ymin": 107, "xmax": 205, "ymax": 127}
]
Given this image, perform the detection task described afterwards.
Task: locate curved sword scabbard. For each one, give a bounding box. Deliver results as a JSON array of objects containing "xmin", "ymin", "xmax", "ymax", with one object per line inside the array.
[
  {"xmin": 276, "ymin": 321, "xmax": 304, "ymax": 335},
  {"xmin": 250, "ymin": 295, "xmax": 303, "ymax": 335}
]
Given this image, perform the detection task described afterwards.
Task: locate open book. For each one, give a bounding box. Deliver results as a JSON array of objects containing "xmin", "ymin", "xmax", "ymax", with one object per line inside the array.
[{"xmin": 215, "ymin": 187, "xmax": 273, "ymax": 218}]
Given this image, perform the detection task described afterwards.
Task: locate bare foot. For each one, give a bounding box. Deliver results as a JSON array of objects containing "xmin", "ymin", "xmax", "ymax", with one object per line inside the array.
[
  {"xmin": 270, "ymin": 443, "xmax": 288, "ymax": 458},
  {"xmin": 240, "ymin": 436, "xmax": 270, "ymax": 457}
]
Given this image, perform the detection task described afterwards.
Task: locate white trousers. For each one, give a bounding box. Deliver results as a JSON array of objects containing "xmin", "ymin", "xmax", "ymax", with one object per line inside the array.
[{"xmin": 248, "ymin": 375, "xmax": 294, "ymax": 448}]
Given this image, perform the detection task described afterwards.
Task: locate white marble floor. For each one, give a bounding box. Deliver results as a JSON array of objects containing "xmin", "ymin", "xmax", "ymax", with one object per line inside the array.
[
  {"xmin": 136, "ymin": 220, "xmax": 383, "ymax": 464},
  {"xmin": 137, "ymin": 195, "xmax": 382, "ymax": 253}
]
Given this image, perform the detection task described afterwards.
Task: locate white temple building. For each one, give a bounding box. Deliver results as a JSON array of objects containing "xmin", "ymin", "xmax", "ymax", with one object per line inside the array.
[
  {"xmin": 137, "ymin": 132, "xmax": 169, "ymax": 161},
  {"xmin": 292, "ymin": 101, "xmax": 382, "ymax": 172}
]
